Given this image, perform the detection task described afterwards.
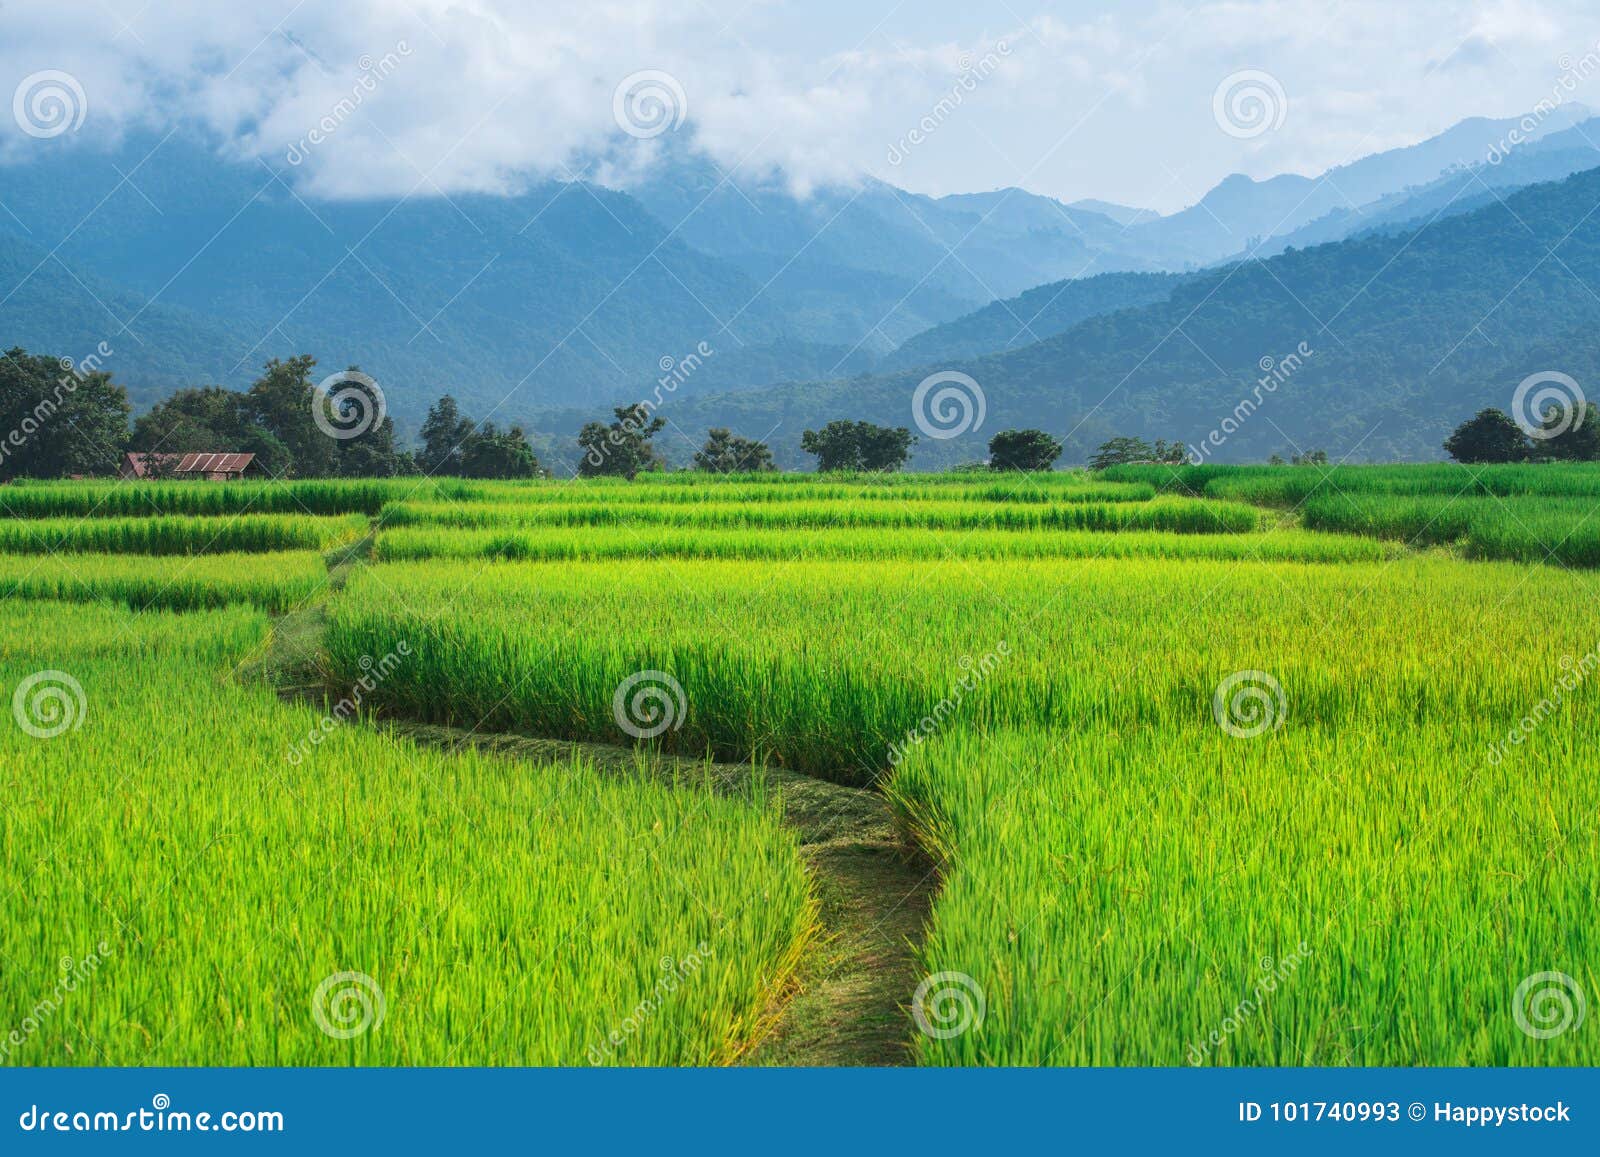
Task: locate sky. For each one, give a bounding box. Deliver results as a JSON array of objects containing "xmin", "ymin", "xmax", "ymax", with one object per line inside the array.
[{"xmin": 1, "ymin": 0, "xmax": 1597, "ymax": 212}]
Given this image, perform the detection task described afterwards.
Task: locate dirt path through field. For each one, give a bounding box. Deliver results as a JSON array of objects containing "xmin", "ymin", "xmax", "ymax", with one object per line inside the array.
[
  {"xmin": 248, "ymin": 560, "xmax": 937, "ymax": 1066},
  {"xmin": 382, "ymin": 725, "xmax": 938, "ymax": 1066}
]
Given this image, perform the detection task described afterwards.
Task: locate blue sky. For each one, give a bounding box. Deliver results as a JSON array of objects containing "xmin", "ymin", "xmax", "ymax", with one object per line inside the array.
[{"xmin": 2, "ymin": 0, "xmax": 1596, "ymax": 211}]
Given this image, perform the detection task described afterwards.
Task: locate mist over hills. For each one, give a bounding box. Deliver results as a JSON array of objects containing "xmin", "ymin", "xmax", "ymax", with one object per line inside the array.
[{"xmin": 1, "ymin": 104, "xmax": 1596, "ymax": 464}]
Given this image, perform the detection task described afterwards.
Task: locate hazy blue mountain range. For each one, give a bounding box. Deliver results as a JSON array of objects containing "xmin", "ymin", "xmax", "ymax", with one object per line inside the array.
[
  {"xmin": 1239, "ymin": 115, "xmax": 1600, "ymax": 258},
  {"xmin": 0, "ymin": 135, "xmax": 894, "ymax": 429},
  {"xmin": 1066, "ymin": 199, "xmax": 1162, "ymax": 227},
  {"xmin": 0, "ymin": 107, "xmax": 1594, "ymax": 450},
  {"xmin": 1121, "ymin": 105, "xmax": 1593, "ymax": 267},
  {"xmin": 627, "ymin": 164, "xmax": 1600, "ymax": 470},
  {"xmin": 877, "ymin": 271, "xmax": 1190, "ymax": 371}
]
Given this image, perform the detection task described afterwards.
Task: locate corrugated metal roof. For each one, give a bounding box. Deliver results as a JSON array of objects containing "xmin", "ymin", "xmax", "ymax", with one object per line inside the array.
[{"xmin": 122, "ymin": 452, "xmax": 257, "ymax": 478}]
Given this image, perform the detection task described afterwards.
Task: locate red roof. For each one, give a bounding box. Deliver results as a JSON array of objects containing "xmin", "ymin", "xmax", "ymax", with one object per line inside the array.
[{"xmin": 122, "ymin": 452, "xmax": 257, "ymax": 478}]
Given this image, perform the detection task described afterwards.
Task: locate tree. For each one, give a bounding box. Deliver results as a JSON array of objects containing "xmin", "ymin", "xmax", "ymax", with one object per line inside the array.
[
  {"xmin": 1443, "ymin": 409, "xmax": 1529, "ymax": 464},
  {"xmin": 245, "ymin": 355, "xmax": 334, "ymax": 477},
  {"xmin": 324, "ymin": 367, "xmax": 404, "ymax": 478},
  {"xmin": 577, "ymin": 404, "xmax": 667, "ymax": 479},
  {"xmin": 0, "ymin": 347, "xmax": 129, "ymax": 480},
  {"xmin": 419, "ymin": 395, "xmax": 476, "ymax": 475},
  {"xmin": 457, "ymin": 422, "xmax": 544, "ymax": 479},
  {"xmin": 988, "ymin": 428, "xmax": 1062, "ymax": 472},
  {"xmin": 1087, "ymin": 436, "xmax": 1187, "ymax": 471},
  {"xmin": 800, "ymin": 420, "xmax": 916, "ymax": 473},
  {"xmin": 1539, "ymin": 402, "xmax": 1600, "ymax": 462},
  {"xmin": 1290, "ymin": 449, "xmax": 1329, "ymax": 466},
  {"xmin": 692, "ymin": 428, "xmax": 775, "ymax": 473},
  {"xmin": 132, "ymin": 385, "xmax": 291, "ymax": 476}
]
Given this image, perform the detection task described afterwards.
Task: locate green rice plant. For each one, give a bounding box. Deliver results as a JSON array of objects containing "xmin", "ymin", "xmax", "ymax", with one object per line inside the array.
[
  {"xmin": 0, "ymin": 551, "xmax": 330, "ymax": 611},
  {"xmin": 375, "ymin": 524, "xmax": 1394, "ymax": 565},
  {"xmin": 887, "ymin": 723, "xmax": 1598, "ymax": 1066},
  {"xmin": 0, "ymin": 513, "xmax": 368, "ymax": 555},
  {"xmin": 0, "ymin": 478, "xmax": 458, "ymax": 518},
  {"xmin": 324, "ymin": 555, "xmax": 1600, "ymax": 783},
  {"xmin": 1302, "ymin": 492, "xmax": 1600, "ymax": 565},
  {"xmin": 384, "ymin": 477, "xmax": 1156, "ymax": 507},
  {"xmin": 379, "ymin": 495, "xmax": 1259, "ymax": 535},
  {"xmin": 1107, "ymin": 462, "xmax": 1600, "ymax": 505},
  {"xmin": 0, "ymin": 601, "xmax": 814, "ymax": 1066}
]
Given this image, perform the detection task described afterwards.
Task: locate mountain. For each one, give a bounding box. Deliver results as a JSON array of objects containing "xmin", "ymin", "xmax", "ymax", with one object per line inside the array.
[
  {"xmin": 1125, "ymin": 105, "xmax": 1594, "ymax": 266},
  {"xmin": 634, "ymin": 164, "xmax": 1600, "ymax": 470},
  {"xmin": 1068, "ymin": 199, "xmax": 1161, "ymax": 227},
  {"xmin": 2, "ymin": 109, "xmax": 1592, "ymax": 444},
  {"xmin": 1245, "ymin": 117, "xmax": 1600, "ymax": 258},
  {"xmin": 0, "ymin": 135, "xmax": 896, "ymax": 430},
  {"xmin": 0, "ymin": 230, "xmax": 260, "ymax": 408},
  {"xmin": 878, "ymin": 270, "xmax": 1188, "ymax": 371},
  {"xmin": 620, "ymin": 151, "xmax": 1176, "ymax": 310}
]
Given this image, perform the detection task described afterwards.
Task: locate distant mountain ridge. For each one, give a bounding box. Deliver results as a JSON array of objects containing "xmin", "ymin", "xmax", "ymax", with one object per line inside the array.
[
  {"xmin": 629, "ymin": 163, "xmax": 1600, "ymax": 470},
  {"xmin": 0, "ymin": 106, "xmax": 1594, "ymax": 441}
]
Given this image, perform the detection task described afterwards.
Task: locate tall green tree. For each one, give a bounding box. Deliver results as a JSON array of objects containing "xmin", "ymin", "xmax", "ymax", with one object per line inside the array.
[
  {"xmin": 988, "ymin": 428, "xmax": 1062, "ymax": 472},
  {"xmin": 1539, "ymin": 402, "xmax": 1600, "ymax": 462},
  {"xmin": 800, "ymin": 420, "xmax": 916, "ymax": 473},
  {"xmin": 0, "ymin": 347, "xmax": 129, "ymax": 480},
  {"xmin": 1443, "ymin": 409, "xmax": 1529, "ymax": 464},
  {"xmin": 458, "ymin": 422, "xmax": 543, "ymax": 479},
  {"xmin": 418, "ymin": 395, "xmax": 476, "ymax": 475},
  {"xmin": 692, "ymin": 428, "xmax": 775, "ymax": 473},
  {"xmin": 1087, "ymin": 435, "xmax": 1187, "ymax": 470},
  {"xmin": 245, "ymin": 355, "xmax": 334, "ymax": 477},
  {"xmin": 326, "ymin": 368, "xmax": 404, "ymax": 477},
  {"xmin": 577, "ymin": 404, "xmax": 667, "ymax": 479}
]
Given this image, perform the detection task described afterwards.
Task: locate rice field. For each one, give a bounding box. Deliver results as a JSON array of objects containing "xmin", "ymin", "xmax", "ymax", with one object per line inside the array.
[
  {"xmin": 0, "ymin": 600, "xmax": 813, "ymax": 1065},
  {"xmin": 378, "ymin": 494, "xmax": 1260, "ymax": 533},
  {"xmin": 0, "ymin": 513, "xmax": 368, "ymax": 555},
  {"xmin": 3, "ymin": 467, "xmax": 1598, "ymax": 1068},
  {"xmin": 374, "ymin": 524, "xmax": 1393, "ymax": 564},
  {"xmin": 0, "ymin": 551, "xmax": 332, "ymax": 611}
]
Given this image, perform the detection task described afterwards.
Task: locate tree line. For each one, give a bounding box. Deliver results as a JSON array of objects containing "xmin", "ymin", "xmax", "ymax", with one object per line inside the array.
[
  {"xmin": 6, "ymin": 345, "xmax": 1597, "ymax": 481},
  {"xmin": 1443, "ymin": 405, "xmax": 1600, "ymax": 463}
]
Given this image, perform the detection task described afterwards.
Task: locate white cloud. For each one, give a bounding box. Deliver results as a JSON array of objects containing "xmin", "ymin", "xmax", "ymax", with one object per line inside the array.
[{"xmin": 0, "ymin": 0, "xmax": 1594, "ymax": 211}]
